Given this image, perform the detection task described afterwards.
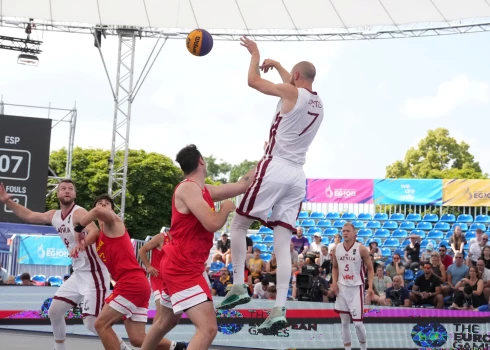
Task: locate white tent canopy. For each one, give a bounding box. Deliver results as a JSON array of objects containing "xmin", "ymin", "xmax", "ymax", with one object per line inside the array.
[{"xmin": 2, "ymin": 0, "xmax": 490, "ymax": 35}]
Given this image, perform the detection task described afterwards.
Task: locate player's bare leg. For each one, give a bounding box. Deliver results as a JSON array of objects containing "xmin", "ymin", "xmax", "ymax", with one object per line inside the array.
[
  {"xmin": 140, "ymin": 305, "xmax": 182, "ymax": 350},
  {"xmin": 215, "ymin": 213, "xmax": 253, "ymax": 309},
  {"xmin": 94, "ymin": 305, "xmax": 128, "ymax": 350},
  {"xmin": 184, "ymin": 301, "xmax": 218, "ymax": 350}
]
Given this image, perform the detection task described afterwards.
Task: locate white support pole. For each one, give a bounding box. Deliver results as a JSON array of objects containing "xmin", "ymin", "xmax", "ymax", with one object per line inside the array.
[{"xmin": 108, "ymin": 29, "xmax": 137, "ymax": 218}]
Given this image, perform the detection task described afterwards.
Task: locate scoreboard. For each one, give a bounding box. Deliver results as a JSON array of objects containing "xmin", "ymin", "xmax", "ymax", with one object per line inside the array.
[{"xmin": 0, "ymin": 114, "xmax": 52, "ymax": 223}]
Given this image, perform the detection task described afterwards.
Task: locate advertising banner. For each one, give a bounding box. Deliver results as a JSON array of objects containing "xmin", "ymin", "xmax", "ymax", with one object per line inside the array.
[
  {"xmin": 374, "ymin": 179, "xmax": 443, "ymax": 205},
  {"xmin": 443, "ymin": 179, "xmax": 490, "ymax": 206},
  {"xmin": 18, "ymin": 234, "xmax": 71, "ymax": 266},
  {"xmin": 306, "ymin": 179, "xmax": 373, "ymax": 203}
]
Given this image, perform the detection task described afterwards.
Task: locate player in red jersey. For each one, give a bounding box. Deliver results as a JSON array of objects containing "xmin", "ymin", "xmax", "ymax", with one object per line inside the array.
[
  {"xmin": 74, "ymin": 194, "xmax": 187, "ymax": 350},
  {"xmin": 138, "ymin": 227, "xmax": 172, "ymax": 323},
  {"xmin": 141, "ymin": 144, "xmax": 256, "ymax": 350}
]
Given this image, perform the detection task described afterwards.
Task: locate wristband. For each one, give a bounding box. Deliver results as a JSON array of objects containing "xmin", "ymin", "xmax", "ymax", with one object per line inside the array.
[{"xmin": 74, "ymin": 223, "xmax": 85, "ymax": 233}]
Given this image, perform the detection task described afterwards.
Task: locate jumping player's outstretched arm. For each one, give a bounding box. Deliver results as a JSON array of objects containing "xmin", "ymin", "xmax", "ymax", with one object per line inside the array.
[
  {"xmin": 138, "ymin": 234, "xmax": 165, "ymax": 276},
  {"xmin": 360, "ymin": 245, "xmax": 375, "ymax": 297},
  {"xmin": 76, "ymin": 205, "xmax": 122, "ymax": 244},
  {"xmin": 240, "ymin": 37, "xmax": 298, "ymax": 100},
  {"xmin": 178, "ymin": 182, "xmax": 236, "ymax": 232},
  {"xmin": 0, "ymin": 183, "xmax": 55, "ymax": 224},
  {"xmin": 206, "ymin": 165, "xmax": 257, "ymax": 202},
  {"xmin": 260, "ymin": 59, "xmax": 291, "ymax": 83}
]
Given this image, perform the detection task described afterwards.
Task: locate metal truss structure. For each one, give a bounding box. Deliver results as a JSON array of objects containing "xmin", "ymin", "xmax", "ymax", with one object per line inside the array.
[
  {"xmin": 0, "ymin": 98, "xmax": 77, "ymax": 197},
  {"xmin": 0, "ymin": 34, "xmax": 41, "ymax": 53}
]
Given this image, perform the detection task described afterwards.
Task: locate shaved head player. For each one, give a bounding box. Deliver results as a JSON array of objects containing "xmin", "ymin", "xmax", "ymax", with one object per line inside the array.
[{"xmin": 216, "ymin": 37, "xmax": 324, "ymax": 335}]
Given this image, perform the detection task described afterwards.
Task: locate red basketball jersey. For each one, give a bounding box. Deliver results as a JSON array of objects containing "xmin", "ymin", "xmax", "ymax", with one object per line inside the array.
[
  {"xmin": 163, "ymin": 179, "xmax": 215, "ymax": 274},
  {"xmin": 150, "ymin": 232, "xmax": 170, "ymax": 270},
  {"xmin": 96, "ymin": 229, "xmax": 146, "ymax": 282}
]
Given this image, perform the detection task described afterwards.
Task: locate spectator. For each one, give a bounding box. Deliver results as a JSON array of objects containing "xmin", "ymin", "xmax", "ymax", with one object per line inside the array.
[
  {"xmin": 481, "ymin": 246, "xmax": 490, "ymax": 270},
  {"xmin": 20, "ymin": 272, "xmax": 34, "ymax": 286},
  {"xmin": 475, "ymin": 258, "xmax": 490, "ymax": 301},
  {"xmin": 319, "ymin": 245, "xmax": 329, "ymax": 277},
  {"xmin": 467, "ymin": 233, "xmax": 488, "ymax": 267},
  {"xmin": 292, "ymin": 227, "xmax": 309, "ymax": 258},
  {"xmin": 0, "ymin": 262, "xmax": 7, "ymax": 284},
  {"xmin": 212, "ymin": 267, "xmax": 233, "ymax": 297},
  {"xmin": 451, "ymin": 266, "xmax": 485, "ymax": 309},
  {"xmin": 409, "ymin": 263, "xmax": 443, "ymax": 309},
  {"xmin": 442, "ymin": 252, "xmax": 469, "ymax": 296},
  {"xmin": 248, "ymin": 248, "xmax": 265, "ymax": 282},
  {"xmin": 290, "ymin": 242, "xmax": 299, "ymax": 271},
  {"xmin": 253, "ymin": 278, "xmax": 274, "ymax": 299},
  {"xmin": 246, "ymin": 235, "xmax": 253, "ymax": 263},
  {"xmin": 404, "ymin": 233, "xmax": 421, "ymax": 270},
  {"xmin": 267, "ymin": 285, "xmax": 277, "ymax": 300},
  {"xmin": 305, "ymin": 233, "xmax": 324, "ymax": 264},
  {"xmin": 429, "ymin": 251, "xmax": 446, "ymax": 284},
  {"xmin": 420, "ymin": 243, "xmax": 434, "ymax": 264},
  {"xmin": 264, "ymin": 252, "xmax": 277, "ymax": 284},
  {"xmin": 212, "ymin": 232, "xmax": 232, "ymax": 265},
  {"xmin": 449, "ymin": 225, "xmax": 466, "ymax": 259},
  {"xmin": 450, "ymin": 285, "xmax": 478, "ymax": 310},
  {"xmin": 5, "ymin": 275, "xmax": 15, "ymax": 284},
  {"xmin": 369, "ymin": 241, "xmax": 382, "ymax": 262},
  {"xmin": 385, "ymin": 253, "xmax": 405, "ymax": 286},
  {"xmin": 469, "ymin": 228, "xmax": 485, "ymax": 245},
  {"xmin": 385, "ymin": 275, "xmax": 410, "ymax": 307},
  {"xmin": 366, "ymin": 266, "xmax": 391, "ymax": 306},
  {"xmin": 438, "ymin": 245, "xmax": 453, "ymax": 270}
]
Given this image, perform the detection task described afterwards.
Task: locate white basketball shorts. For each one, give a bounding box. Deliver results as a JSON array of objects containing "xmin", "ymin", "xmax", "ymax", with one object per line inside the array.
[{"xmin": 334, "ymin": 284, "xmax": 365, "ymax": 321}]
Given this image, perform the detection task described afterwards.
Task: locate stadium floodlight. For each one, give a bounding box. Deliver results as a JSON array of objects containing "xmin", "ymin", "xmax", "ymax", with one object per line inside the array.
[{"xmin": 17, "ymin": 53, "xmax": 39, "ymax": 66}]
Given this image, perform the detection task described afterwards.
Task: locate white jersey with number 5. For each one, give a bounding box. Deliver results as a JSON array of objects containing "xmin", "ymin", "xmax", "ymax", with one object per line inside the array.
[
  {"xmin": 51, "ymin": 205, "xmax": 107, "ymax": 273},
  {"xmin": 264, "ymin": 88, "xmax": 323, "ymax": 166},
  {"xmin": 335, "ymin": 242, "xmax": 365, "ymax": 287}
]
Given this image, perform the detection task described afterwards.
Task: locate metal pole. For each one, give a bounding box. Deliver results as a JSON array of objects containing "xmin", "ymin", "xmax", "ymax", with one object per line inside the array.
[{"xmin": 66, "ymin": 104, "xmax": 77, "ymax": 179}]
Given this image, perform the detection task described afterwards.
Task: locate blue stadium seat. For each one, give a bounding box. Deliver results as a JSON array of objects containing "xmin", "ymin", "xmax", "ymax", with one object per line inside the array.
[
  {"xmin": 321, "ymin": 237, "xmax": 329, "ymax": 245},
  {"xmin": 262, "ymin": 235, "xmax": 274, "ymax": 243},
  {"xmin": 404, "ymin": 270, "xmax": 414, "ymax": 282},
  {"xmin": 475, "ymin": 215, "xmax": 490, "ymax": 224},
  {"xmin": 465, "ymin": 231, "xmax": 476, "ymax": 241},
  {"xmin": 249, "ymin": 234, "xmax": 262, "ymax": 243},
  {"xmin": 373, "ymin": 213, "xmax": 388, "ymax": 221},
  {"xmin": 298, "ymin": 211, "xmax": 309, "ymax": 219},
  {"xmin": 268, "ymin": 245, "xmax": 274, "ymax": 252},
  {"xmin": 366, "ymin": 221, "xmax": 381, "ymax": 229},
  {"xmin": 394, "ymin": 249, "xmax": 404, "ymax": 256},
  {"xmin": 400, "ymin": 239, "xmax": 410, "ymax": 248},
  {"xmin": 333, "ymin": 220, "xmax": 346, "ymax": 228},
  {"xmin": 306, "ymin": 227, "xmax": 322, "ymax": 236},
  {"xmin": 316, "ymin": 220, "xmax": 332, "ymax": 228},
  {"xmin": 227, "ymin": 263, "xmax": 233, "ymax": 272},
  {"xmin": 382, "ymin": 220, "xmax": 398, "ymax": 230},
  {"xmin": 406, "ymin": 213, "xmax": 422, "ymax": 222},
  {"xmin": 309, "ymin": 212, "xmax": 325, "ymax": 220},
  {"xmin": 470, "ymin": 223, "xmax": 486, "ymax": 231},
  {"xmin": 14, "ymin": 274, "xmax": 22, "ymax": 285},
  {"xmin": 47, "ymin": 275, "xmax": 63, "ymax": 287},
  {"xmin": 420, "ymin": 239, "xmax": 436, "ymax": 249},
  {"xmin": 389, "ymin": 213, "xmax": 405, "ymax": 221},
  {"xmin": 427, "ymin": 230, "xmax": 444, "ymax": 240},
  {"xmin": 258, "ymin": 226, "xmax": 273, "ymax": 234},
  {"xmin": 444, "ymin": 231, "xmax": 453, "ymax": 239},
  {"xmin": 32, "ymin": 275, "xmax": 46, "ymax": 286},
  {"xmin": 210, "ymin": 262, "xmax": 225, "ymax": 273},
  {"xmin": 411, "ymin": 229, "xmax": 426, "ymax": 238},
  {"xmin": 373, "ymin": 229, "xmax": 390, "ymax": 238},
  {"xmin": 383, "ymin": 238, "xmax": 400, "ymax": 248},
  {"xmin": 391, "ymin": 229, "xmax": 408, "ymax": 239},
  {"xmin": 439, "ymin": 240, "xmax": 450, "ymax": 248},
  {"xmin": 457, "ymin": 214, "xmax": 473, "ymax": 223},
  {"xmin": 352, "ymin": 220, "xmax": 365, "ymax": 229},
  {"xmin": 357, "ymin": 213, "xmax": 372, "ymax": 221},
  {"xmin": 434, "ymin": 222, "xmax": 450, "ymax": 231},
  {"xmin": 440, "ymin": 214, "xmax": 456, "ymax": 223},
  {"xmin": 385, "ymin": 258, "xmax": 392, "ymax": 265},
  {"xmin": 416, "ymin": 222, "xmax": 432, "ymax": 231},
  {"xmin": 260, "ymin": 253, "xmax": 272, "ymax": 262},
  {"xmin": 253, "ymin": 244, "xmax": 267, "ymax": 252},
  {"xmin": 341, "ymin": 212, "xmax": 357, "ymax": 220},
  {"xmin": 356, "ymin": 237, "xmax": 364, "ymax": 244},
  {"xmin": 357, "ymin": 229, "xmax": 373, "ymax": 238},
  {"xmin": 399, "ymin": 221, "xmax": 415, "ymax": 230},
  {"xmin": 323, "ymin": 228, "xmax": 339, "ymax": 236},
  {"xmin": 366, "ymin": 238, "xmax": 382, "ymax": 246},
  {"xmin": 326, "ymin": 212, "xmax": 340, "ymax": 220},
  {"xmin": 300, "ymin": 219, "xmax": 315, "ymax": 228},
  {"xmin": 380, "ymin": 248, "xmax": 391, "ymax": 257},
  {"xmin": 452, "ymin": 223, "xmax": 468, "ymax": 231},
  {"xmin": 423, "ymin": 214, "xmax": 439, "ymax": 222}
]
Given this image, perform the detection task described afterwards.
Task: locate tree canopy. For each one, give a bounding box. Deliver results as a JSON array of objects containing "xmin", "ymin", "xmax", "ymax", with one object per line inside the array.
[{"xmin": 386, "ymin": 128, "xmax": 487, "ymax": 179}]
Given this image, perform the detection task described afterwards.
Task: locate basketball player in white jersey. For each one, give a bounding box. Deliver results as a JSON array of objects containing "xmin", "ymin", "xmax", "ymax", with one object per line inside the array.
[
  {"xmin": 331, "ymin": 223, "xmax": 374, "ymax": 350},
  {"xmin": 216, "ymin": 36, "xmax": 324, "ymax": 334},
  {"xmin": 0, "ymin": 180, "xmax": 130, "ymax": 350}
]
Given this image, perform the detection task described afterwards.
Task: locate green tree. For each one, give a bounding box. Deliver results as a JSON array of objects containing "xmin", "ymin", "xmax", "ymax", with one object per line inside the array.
[
  {"xmin": 229, "ymin": 160, "xmax": 259, "ymax": 183},
  {"xmin": 204, "ymin": 155, "xmax": 231, "ymax": 184},
  {"xmin": 48, "ymin": 147, "xmax": 182, "ymax": 240},
  {"xmin": 386, "ymin": 128, "xmax": 487, "ymax": 179}
]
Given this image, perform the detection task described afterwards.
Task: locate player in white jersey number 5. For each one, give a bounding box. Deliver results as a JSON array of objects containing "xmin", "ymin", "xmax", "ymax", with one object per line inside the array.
[
  {"xmin": 216, "ymin": 36, "xmax": 324, "ymax": 335},
  {"xmin": 0, "ymin": 180, "xmax": 129, "ymax": 350},
  {"xmin": 331, "ymin": 223, "xmax": 374, "ymax": 350}
]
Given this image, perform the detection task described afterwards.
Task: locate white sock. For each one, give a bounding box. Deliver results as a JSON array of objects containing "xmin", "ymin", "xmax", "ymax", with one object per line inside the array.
[
  {"xmin": 272, "ymin": 226, "xmax": 292, "ymax": 308},
  {"xmin": 344, "ymin": 347, "xmax": 351, "ymax": 350},
  {"xmin": 120, "ymin": 340, "xmax": 131, "ymax": 350},
  {"xmin": 170, "ymin": 341, "xmax": 177, "ymax": 350},
  {"xmin": 360, "ymin": 343, "xmax": 367, "ymax": 350},
  {"xmin": 230, "ymin": 213, "xmax": 254, "ymax": 286},
  {"xmin": 55, "ymin": 342, "xmax": 67, "ymax": 350}
]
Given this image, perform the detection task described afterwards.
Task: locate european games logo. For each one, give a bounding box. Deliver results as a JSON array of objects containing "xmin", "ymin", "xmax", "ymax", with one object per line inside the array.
[
  {"xmin": 325, "ymin": 185, "xmax": 356, "ymax": 199},
  {"xmin": 411, "ymin": 323, "xmax": 448, "ymax": 348},
  {"xmin": 216, "ymin": 309, "xmax": 244, "ymax": 335}
]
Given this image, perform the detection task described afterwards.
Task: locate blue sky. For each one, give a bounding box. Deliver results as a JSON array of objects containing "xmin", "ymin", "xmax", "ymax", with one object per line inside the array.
[{"xmin": 0, "ymin": 28, "xmax": 489, "ymax": 180}]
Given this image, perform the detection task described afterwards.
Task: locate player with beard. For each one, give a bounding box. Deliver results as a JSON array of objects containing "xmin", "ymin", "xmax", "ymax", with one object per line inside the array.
[{"xmin": 0, "ymin": 180, "xmax": 130, "ymax": 350}]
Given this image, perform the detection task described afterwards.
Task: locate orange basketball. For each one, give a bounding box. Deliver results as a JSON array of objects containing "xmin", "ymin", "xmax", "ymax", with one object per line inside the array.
[{"xmin": 186, "ymin": 29, "xmax": 214, "ymax": 57}]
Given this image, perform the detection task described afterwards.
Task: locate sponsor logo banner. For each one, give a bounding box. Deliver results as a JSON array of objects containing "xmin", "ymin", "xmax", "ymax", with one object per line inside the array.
[
  {"xmin": 443, "ymin": 179, "xmax": 490, "ymax": 206},
  {"xmin": 306, "ymin": 179, "xmax": 373, "ymax": 203},
  {"xmin": 374, "ymin": 179, "xmax": 442, "ymax": 205},
  {"xmin": 18, "ymin": 235, "xmax": 71, "ymax": 265}
]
